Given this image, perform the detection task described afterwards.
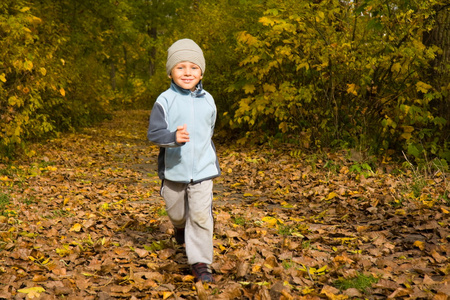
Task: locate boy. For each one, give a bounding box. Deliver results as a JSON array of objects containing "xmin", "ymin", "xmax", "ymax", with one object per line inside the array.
[{"xmin": 147, "ymin": 39, "xmax": 220, "ymax": 283}]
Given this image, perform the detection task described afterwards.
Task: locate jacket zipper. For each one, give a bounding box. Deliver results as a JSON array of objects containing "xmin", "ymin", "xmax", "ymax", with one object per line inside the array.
[{"xmin": 190, "ymin": 94, "xmax": 195, "ymax": 181}]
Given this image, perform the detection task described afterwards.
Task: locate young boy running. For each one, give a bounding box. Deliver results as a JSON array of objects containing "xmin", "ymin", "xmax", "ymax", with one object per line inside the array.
[{"xmin": 147, "ymin": 39, "xmax": 220, "ymax": 283}]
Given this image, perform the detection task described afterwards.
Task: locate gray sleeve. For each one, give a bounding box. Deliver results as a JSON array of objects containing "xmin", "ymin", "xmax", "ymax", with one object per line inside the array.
[{"xmin": 147, "ymin": 102, "xmax": 181, "ymax": 147}]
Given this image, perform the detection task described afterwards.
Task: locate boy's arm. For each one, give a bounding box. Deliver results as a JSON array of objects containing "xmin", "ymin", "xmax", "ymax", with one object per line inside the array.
[{"xmin": 147, "ymin": 102, "xmax": 181, "ymax": 147}]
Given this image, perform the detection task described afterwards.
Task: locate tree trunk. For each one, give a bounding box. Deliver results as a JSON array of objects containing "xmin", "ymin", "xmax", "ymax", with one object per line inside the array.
[
  {"xmin": 110, "ymin": 62, "xmax": 116, "ymax": 90},
  {"xmin": 148, "ymin": 26, "xmax": 157, "ymax": 77},
  {"xmin": 422, "ymin": 4, "xmax": 450, "ymax": 130},
  {"xmin": 423, "ymin": 5, "xmax": 450, "ymax": 82}
]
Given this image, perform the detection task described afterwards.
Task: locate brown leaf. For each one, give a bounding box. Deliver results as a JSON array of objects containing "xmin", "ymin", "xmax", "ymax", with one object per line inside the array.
[
  {"xmin": 134, "ymin": 248, "xmax": 148, "ymax": 258},
  {"xmin": 388, "ymin": 287, "xmax": 412, "ymax": 298},
  {"xmin": 253, "ymin": 285, "xmax": 271, "ymax": 300},
  {"xmin": 431, "ymin": 250, "xmax": 447, "ymax": 263},
  {"xmin": 437, "ymin": 283, "xmax": 450, "ymax": 296},
  {"xmin": 422, "ymin": 274, "xmax": 436, "ymax": 285},
  {"xmin": 236, "ymin": 260, "xmax": 250, "ymax": 278},
  {"xmin": 215, "ymin": 282, "xmax": 242, "ymax": 300},
  {"xmin": 110, "ymin": 285, "xmax": 133, "ymax": 293},
  {"xmin": 343, "ymin": 288, "xmax": 362, "ymax": 298},
  {"xmin": 195, "ymin": 281, "xmax": 208, "ymax": 300},
  {"xmin": 32, "ymin": 274, "xmax": 48, "ymax": 282},
  {"xmin": 320, "ymin": 285, "xmax": 341, "ymax": 299},
  {"xmin": 134, "ymin": 272, "xmax": 162, "ymax": 281}
]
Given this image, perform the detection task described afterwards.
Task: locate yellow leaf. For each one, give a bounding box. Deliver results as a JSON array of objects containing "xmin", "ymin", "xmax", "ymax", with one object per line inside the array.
[
  {"xmin": 416, "ymin": 81, "xmax": 432, "ymax": 93},
  {"xmin": 315, "ymin": 265, "xmax": 328, "ymax": 274},
  {"xmin": 243, "ymin": 84, "xmax": 255, "ymax": 94},
  {"xmin": 391, "ymin": 62, "xmax": 401, "ymax": 73},
  {"xmin": 60, "ymin": 88, "xmax": 66, "ymax": 97},
  {"xmin": 230, "ymin": 182, "xmax": 243, "ymax": 188},
  {"xmin": 243, "ymin": 193, "xmax": 253, "ymax": 197},
  {"xmin": 261, "ymin": 216, "xmax": 277, "ymax": 227},
  {"xmin": 70, "ymin": 223, "xmax": 82, "ymax": 232},
  {"xmin": 325, "ymin": 192, "xmax": 338, "ymax": 200},
  {"xmin": 263, "ymin": 83, "xmax": 276, "ymax": 93},
  {"xmin": 252, "ymin": 264, "xmax": 261, "ymax": 273},
  {"xmin": 162, "ymin": 291, "xmax": 173, "ymax": 299},
  {"xmin": 18, "ymin": 286, "xmax": 45, "ymax": 298},
  {"xmin": 315, "ymin": 11, "xmax": 325, "ymax": 22},
  {"xmin": 346, "ymin": 83, "xmax": 358, "ymax": 96},
  {"xmin": 262, "ymin": 216, "xmax": 277, "ymax": 226},
  {"xmin": 281, "ymin": 201, "xmax": 293, "ymax": 208},
  {"xmin": 413, "ymin": 240, "xmax": 424, "ymax": 250},
  {"xmin": 400, "ymin": 133, "xmax": 412, "ymax": 140},
  {"xmin": 20, "ymin": 7, "xmax": 31, "ymax": 12},
  {"xmin": 8, "ymin": 96, "xmax": 18, "ymax": 106},
  {"xmin": 402, "ymin": 125, "xmax": 414, "ymax": 133},
  {"xmin": 40, "ymin": 67, "xmax": 47, "ymax": 76},
  {"xmin": 259, "ymin": 16, "xmax": 275, "ymax": 26},
  {"xmin": 24, "ymin": 60, "xmax": 33, "ymax": 71},
  {"xmin": 395, "ymin": 209, "xmax": 406, "ymax": 215},
  {"xmin": 302, "ymin": 286, "xmax": 315, "ymax": 294},
  {"xmin": 182, "ymin": 275, "xmax": 195, "ymax": 282},
  {"xmin": 0, "ymin": 73, "xmax": 6, "ymax": 82}
]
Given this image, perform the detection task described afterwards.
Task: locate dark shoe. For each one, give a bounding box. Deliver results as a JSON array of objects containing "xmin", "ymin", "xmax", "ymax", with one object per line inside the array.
[
  {"xmin": 191, "ymin": 263, "xmax": 214, "ymax": 283},
  {"xmin": 174, "ymin": 227, "xmax": 185, "ymax": 244}
]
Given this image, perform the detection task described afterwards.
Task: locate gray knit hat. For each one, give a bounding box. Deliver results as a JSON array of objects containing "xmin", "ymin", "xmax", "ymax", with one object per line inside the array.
[{"xmin": 166, "ymin": 39, "xmax": 205, "ymax": 76}]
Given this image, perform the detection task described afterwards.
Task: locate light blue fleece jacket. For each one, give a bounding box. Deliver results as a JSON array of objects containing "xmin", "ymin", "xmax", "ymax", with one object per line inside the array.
[{"xmin": 147, "ymin": 81, "xmax": 221, "ymax": 183}]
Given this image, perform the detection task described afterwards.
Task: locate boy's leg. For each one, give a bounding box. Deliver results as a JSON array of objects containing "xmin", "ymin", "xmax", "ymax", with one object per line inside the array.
[
  {"xmin": 185, "ymin": 179, "xmax": 214, "ymax": 265},
  {"xmin": 161, "ymin": 180, "xmax": 188, "ymax": 229}
]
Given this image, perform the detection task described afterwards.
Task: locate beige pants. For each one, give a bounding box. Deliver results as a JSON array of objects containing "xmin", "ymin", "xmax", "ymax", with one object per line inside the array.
[{"xmin": 161, "ymin": 179, "xmax": 214, "ymax": 265}]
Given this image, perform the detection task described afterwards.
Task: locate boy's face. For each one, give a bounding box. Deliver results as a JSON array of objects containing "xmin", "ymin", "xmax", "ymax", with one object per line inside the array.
[{"xmin": 170, "ymin": 61, "xmax": 203, "ymax": 91}]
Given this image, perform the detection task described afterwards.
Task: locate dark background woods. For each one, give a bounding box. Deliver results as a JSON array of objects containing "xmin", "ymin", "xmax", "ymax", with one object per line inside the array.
[{"xmin": 1, "ymin": 0, "xmax": 449, "ymax": 166}]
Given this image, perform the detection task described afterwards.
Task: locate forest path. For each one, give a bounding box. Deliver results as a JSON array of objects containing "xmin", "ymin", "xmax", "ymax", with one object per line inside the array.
[{"xmin": 0, "ymin": 110, "xmax": 449, "ymax": 299}]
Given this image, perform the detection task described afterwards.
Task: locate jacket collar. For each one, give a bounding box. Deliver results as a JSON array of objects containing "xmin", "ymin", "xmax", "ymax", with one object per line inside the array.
[{"xmin": 170, "ymin": 80, "xmax": 205, "ymax": 97}]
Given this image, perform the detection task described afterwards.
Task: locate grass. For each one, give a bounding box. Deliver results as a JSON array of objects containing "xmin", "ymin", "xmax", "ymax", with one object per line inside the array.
[
  {"xmin": 277, "ymin": 224, "xmax": 294, "ymax": 236},
  {"xmin": 233, "ymin": 216, "xmax": 246, "ymax": 226},
  {"xmin": 0, "ymin": 193, "xmax": 11, "ymax": 214},
  {"xmin": 157, "ymin": 207, "xmax": 167, "ymax": 216},
  {"xmin": 333, "ymin": 272, "xmax": 378, "ymax": 293}
]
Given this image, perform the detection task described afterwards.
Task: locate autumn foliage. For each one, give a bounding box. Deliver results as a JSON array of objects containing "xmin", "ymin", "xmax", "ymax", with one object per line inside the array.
[
  {"xmin": 224, "ymin": 0, "xmax": 450, "ymax": 163},
  {"xmin": 1, "ymin": 0, "xmax": 450, "ymax": 163}
]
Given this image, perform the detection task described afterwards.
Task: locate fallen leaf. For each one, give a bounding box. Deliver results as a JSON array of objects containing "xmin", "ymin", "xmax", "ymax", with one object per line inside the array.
[
  {"xmin": 69, "ymin": 223, "xmax": 82, "ymax": 232},
  {"xmin": 18, "ymin": 286, "xmax": 45, "ymax": 299},
  {"xmin": 413, "ymin": 240, "xmax": 425, "ymax": 250}
]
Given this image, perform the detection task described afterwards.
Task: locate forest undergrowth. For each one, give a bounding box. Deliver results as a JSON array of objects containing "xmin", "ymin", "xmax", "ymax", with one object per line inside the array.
[{"xmin": 0, "ymin": 110, "xmax": 449, "ymax": 299}]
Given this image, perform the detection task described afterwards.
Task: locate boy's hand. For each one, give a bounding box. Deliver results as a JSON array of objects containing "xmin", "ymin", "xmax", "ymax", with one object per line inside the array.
[{"xmin": 176, "ymin": 124, "xmax": 190, "ymax": 143}]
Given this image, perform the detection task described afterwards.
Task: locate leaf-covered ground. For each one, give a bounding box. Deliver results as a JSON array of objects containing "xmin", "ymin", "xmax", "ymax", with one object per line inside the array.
[{"xmin": 0, "ymin": 110, "xmax": 449, "ymax": 299}]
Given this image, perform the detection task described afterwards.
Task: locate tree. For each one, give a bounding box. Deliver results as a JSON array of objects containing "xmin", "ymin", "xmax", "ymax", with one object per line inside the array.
[
  {"xmin": 422, "ymin": 3, "xmax": 450, "ymax": 158},
  {"xmin": 226, "ymin": 0, "xmax": 450, "ymax": 162},
  {"xmin": 0, "ymin": 0, "xmax": 68, "ymax": 157}
]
